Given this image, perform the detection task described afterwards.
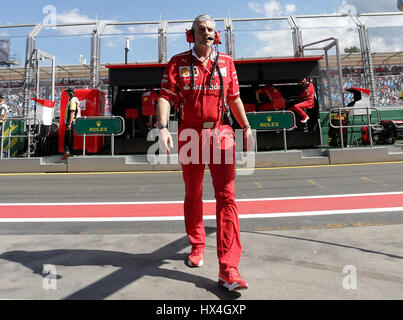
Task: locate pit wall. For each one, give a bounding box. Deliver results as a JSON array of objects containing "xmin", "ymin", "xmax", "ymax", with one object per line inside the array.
[{"xmin": 1, "ymin": 108, "xmax": 403, "ymax": 173}]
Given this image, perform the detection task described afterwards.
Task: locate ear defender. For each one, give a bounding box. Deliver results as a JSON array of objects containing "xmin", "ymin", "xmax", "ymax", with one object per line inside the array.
[
  {"xmin": 186, "ymin": 29, "xmax": 194, "ymax": 43},
  {"xmin": 213, "ymin": 31, "xmax": 221, "ymax": 44}
]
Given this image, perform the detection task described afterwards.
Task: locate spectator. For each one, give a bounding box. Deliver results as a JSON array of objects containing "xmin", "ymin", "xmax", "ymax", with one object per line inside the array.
[
  {"xmin": 0, "ymin": 94, "xmax": 9, "ymax": 121},
  {"xmin": 0, "ymin": 94, "xmax": 9, "ymax": 158}
]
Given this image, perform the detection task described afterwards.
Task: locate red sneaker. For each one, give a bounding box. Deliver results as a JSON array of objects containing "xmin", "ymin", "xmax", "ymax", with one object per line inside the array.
[
  {"xmin": 218, "ymin": 267, "xmax": 248, "ymax": 291},
  {"xmin": 187, "ymin": 247, "xmax": 204, "ymax": 267},
  {"xmin": 61, "ymin": 152, "xmax": 70, "ymax": 161}
]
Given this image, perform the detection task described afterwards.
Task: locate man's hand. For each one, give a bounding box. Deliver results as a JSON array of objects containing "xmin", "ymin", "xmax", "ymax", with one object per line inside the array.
[
  {"xmin": 158, "ymin": 127, "xmax": 174, "ymax": 155},
  {"xmin": 156, "ymin": 97, "xmax": 173, "ymax": 154},
  {"xmin": 244, "ymin": 127, "xmax": 255, "ymax": 152}
]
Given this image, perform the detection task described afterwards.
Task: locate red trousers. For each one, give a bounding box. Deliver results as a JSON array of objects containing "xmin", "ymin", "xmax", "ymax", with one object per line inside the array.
[
  {"xmin": 288, "ymin": 100, "xmax": 314, "ymax": 118},
  {"xmin": 178, "ymin": 124, "xmax": 242, "ymax": 271}
]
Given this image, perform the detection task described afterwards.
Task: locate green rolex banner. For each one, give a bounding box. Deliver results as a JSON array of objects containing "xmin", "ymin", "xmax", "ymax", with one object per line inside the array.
[
  {"xmin": 75, "ymin": 117, "xmax": 124, "ymax": 135},
  {"xmin": 246, "ymin": 112, "xmax": 295, "ymax": 131}
]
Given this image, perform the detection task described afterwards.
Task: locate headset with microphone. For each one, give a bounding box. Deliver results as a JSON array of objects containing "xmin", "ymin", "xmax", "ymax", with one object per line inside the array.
[{"xmin": 186, "ymin": 29, "xmax": 221, "ymax": 44}]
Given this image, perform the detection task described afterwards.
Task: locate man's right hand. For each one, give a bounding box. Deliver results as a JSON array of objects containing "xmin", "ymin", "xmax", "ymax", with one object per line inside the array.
[
  {"xmin": 244, "ymin": 127, "xmax": 255, "ymax": 152},
  {"xmin": 158, "ymin": 127, "xmax": 173, "ymax": 155}
]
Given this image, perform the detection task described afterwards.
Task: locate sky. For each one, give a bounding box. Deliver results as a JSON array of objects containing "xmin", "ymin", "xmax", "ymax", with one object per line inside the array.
[{"xmin": 1, "ymin": 0, "xmax": 402, "ymax": 66}]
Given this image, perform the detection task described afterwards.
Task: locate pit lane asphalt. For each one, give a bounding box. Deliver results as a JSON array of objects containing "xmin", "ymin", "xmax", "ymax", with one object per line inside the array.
[{"xmin": 0, "ymin": 162, "xmax": 403, "ymax": 300}]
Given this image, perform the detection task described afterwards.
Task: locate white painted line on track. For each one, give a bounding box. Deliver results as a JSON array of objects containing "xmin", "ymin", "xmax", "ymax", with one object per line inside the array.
[
  {"xmin": 1, "ymin": 191, "xmax": 403, "ymax": 207},
  {"xmin": 0, "ymin": 206, "xmax": 402, "ymax": 223}
]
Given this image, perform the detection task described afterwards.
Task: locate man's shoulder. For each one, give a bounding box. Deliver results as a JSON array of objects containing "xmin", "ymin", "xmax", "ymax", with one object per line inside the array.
[
  {"xmin": 217, "ymin": 52, "xmax": 232, "ymax": 59},
  {"xmin": 217, "ymin": 52, "xmax": 234, "ymax": 62},
  {"xmin": 69, "ymin": 97, "xmax": 79, "ymax": 106},
  {"xmin": 169, "ymin": 50, "xmax": 192, "ymax": 63}
]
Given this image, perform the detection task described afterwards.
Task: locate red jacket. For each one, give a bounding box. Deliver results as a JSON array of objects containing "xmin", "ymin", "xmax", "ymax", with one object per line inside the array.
[
  {"xmin": 142, "ymin": 90, "xmax": 158, "ymax": 116},
  {"xmin": 159, "ymin": 49, "xmax": 240, "ymax": 126},
  {"xmin": 299, "ymin": 82, "xmax": 315, "ymax": 103},
  {"xmin": 256, "ymin": 85, "xmax": 285, "ymax": 111}
]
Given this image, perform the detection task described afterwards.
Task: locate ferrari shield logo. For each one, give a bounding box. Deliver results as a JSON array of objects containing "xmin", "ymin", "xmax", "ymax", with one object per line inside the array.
[{"xmin": 179, "ymin": 66, "xmax": 199, "ymax": 78}]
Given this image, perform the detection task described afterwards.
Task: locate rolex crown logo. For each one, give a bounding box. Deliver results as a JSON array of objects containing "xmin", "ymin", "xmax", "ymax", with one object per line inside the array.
[
  {"xmin": 267, "ymin": 116, "xmax": 272, "ymax": 122},
  {"xmin": 96, "ymin": 121, "xmax": 101, "ymax": 127}
]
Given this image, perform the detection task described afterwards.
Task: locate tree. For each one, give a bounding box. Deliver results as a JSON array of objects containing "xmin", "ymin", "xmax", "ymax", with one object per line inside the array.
[{"xmin": 344, "ymin": 46, "xmax": 360, "ymax": 53}]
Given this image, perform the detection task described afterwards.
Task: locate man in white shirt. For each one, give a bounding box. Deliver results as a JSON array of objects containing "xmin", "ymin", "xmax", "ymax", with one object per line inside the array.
[
  {"xmin": 0, "ymin": 94, "xmax": 9, "ymax": 122},
  {"xmin": 0, "ymin": 94, "xmax": 9, "ymax": 158},
  {"xmin": 62, "ymin": 88, "xmax": 80, "ymax": 160}
]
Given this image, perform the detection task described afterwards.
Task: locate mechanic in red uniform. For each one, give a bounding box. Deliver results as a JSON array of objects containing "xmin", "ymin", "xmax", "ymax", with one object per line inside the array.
[
  {"xmin": 288, "ymin": 78, "xmax": 315, "ymax": 123},
  {"xmin": 255, "ymin": 83, "xmax": 285, "ymax": 111},
  {"xmin": 142, "ymin": 86, "xmax": 159, "ymax": 128},
  {"xmin": 157, "ymin": 14, "xmax": 254, "ymax": 291}
]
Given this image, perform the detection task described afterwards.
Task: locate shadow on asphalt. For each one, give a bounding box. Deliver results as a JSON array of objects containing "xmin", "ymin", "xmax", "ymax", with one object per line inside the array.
[
  {"xmin": 0, "ymin": 227, "xmax": 241, "ymax": 300},
  {"xmin": 247, "ymin": 230, "xmax": 403, "ymax": 260}
]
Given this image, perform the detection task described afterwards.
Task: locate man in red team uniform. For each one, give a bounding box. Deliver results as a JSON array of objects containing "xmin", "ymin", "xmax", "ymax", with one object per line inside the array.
[
  {"xmin": 288, "ymin": 78, "xmax": 315, "ymax": 123},
  {"xmin": 157, "ymin": 14, "xmax": 254, "ymax": 291},
  {"xmin": 142, "ymin": 87, "xmax": 159, "ymax": 128},
  {"xmin": 255, "ymin": 83, "xmax": 285, "ymax": 111}
]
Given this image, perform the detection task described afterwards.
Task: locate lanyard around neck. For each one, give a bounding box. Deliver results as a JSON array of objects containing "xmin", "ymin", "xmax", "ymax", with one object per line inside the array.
[{"xmin": 189, "ymin": 50, "xmax": 229, "ymax": 122}]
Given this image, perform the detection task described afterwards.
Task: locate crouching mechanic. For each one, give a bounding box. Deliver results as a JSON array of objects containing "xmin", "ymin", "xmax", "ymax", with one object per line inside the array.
[
  {"xmin": 157, "ymin": 14, "xmax": 254, "ymax": 291},
  {"xmin": 288, "ymin": 78, "xmax": 315, "ymax": 123}
]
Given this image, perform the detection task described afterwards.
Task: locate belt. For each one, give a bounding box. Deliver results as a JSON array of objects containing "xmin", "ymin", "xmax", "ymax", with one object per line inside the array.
[
  {"xmin": 202, "ymin": 121, "xmax": 221, "ymax": 129},
  {"xmin": 180, "ymin": 120, "xmax": 222, "ymax": 129}
]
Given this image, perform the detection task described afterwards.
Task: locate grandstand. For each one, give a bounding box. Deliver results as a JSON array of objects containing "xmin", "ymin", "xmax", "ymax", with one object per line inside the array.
[
  {"xmin": 0, "ymin": 51, "xmax": 402, "ymax": 81},
  {"xmin": 0, "ymin": 51, "xmax": 401, "ymax": 117}
]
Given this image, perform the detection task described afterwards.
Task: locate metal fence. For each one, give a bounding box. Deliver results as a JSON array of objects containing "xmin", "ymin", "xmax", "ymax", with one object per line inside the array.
[
  {"xmin": 0, "ymin": 12, "xmax": 402, "ymax": 118},
  {"xmin": 329, "ymin": 106, "xmax": 381, "ymax": 148},
  {"xmin": 0, "ymin": 117, "xmax": 40, "ymax": 158}
]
